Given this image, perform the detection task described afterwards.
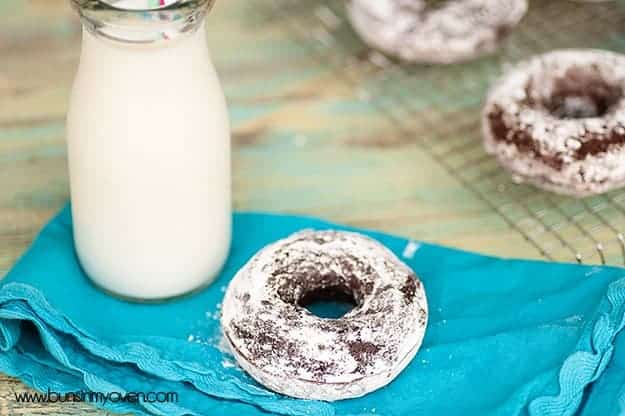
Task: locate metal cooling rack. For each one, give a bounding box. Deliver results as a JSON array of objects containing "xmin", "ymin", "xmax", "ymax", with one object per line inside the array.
[{"xmin": 262, "ymin": 0, "xmax": 625, "ymax": 266}]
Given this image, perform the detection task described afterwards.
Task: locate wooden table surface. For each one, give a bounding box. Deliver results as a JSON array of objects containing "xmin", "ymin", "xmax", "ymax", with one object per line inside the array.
[{"xmin": 2, "ymin": 0, "xmax": 625, "ymax": 414}]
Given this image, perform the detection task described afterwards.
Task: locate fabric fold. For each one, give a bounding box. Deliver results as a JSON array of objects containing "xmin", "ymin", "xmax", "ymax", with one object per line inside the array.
[
  {"xmin": 0, "ymin": 283, "xmax": 331, "ymax": 416},
  {"xmin": 529, "ymin": 278, "xmax": 625, "ymax": 416},
  {"xmin": 1, "ymin": 205, "xmax": 624, "ymax": 415}
]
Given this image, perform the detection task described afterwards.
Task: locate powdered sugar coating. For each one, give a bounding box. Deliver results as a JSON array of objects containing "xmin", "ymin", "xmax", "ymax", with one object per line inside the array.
[
  {"xmin": 221, "ymin": 230, "xmax": 428, "ymax": 401},
  {"xmin": 346, "ymin": 0, "xmax": 528, "ymax": 64},
  {"xmin": 483, "ymin": 49, "xmax": 625, "ymax": 197}
]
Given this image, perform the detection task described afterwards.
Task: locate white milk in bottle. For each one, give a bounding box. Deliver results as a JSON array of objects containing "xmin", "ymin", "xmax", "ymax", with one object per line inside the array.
[{"xmin": 67, "ymin": 0, "xmax": 231, "ymax": 300}]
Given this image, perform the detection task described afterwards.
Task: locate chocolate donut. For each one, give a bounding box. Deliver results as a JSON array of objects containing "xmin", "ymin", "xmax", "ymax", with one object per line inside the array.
[
  {"xmin": 346, "ymin": 0, "xmax": 528, "ymax": 64},
  {"xmin": 221, "ymin": 230, "xmax": 428, "ymax": 401},
  {"xmin": 483, "ymin": 49, "xmax": 625, "ymax": 197}
]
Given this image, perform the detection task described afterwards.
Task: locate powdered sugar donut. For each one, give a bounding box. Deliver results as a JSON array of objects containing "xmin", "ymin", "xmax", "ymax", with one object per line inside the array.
[
  {"xmin": 346, "ymin": 0, "xmax": 528, "ymax": 64},
  {"xmin": 483, "ymin": 49, "xmax": 625, "ymax": 197},
  {"xmin": 221, "ymin": 230, "xmax": 428, "ymax": 401}
]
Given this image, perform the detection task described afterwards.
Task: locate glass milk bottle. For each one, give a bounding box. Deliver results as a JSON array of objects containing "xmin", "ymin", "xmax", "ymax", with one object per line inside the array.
[{"xmin": 67, "ymin": 0, "xmax": 231, "ymax": 300}]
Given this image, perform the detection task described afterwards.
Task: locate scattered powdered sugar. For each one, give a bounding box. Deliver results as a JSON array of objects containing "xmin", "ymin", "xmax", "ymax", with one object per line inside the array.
[
  {"xmin": 205, "ymin": 309, "xmax": 220, "ymax": 321},
  {"xmin": 347, "ymin": 0, "xmax": 528, "ymax": 64},
  {"xmin": 185, "ymin": 333, "xmax": 213, "ymax": 346},
  {"xmin": 221, "ymin": 230, "xmax": 428, "ymax": 401},
  {"xmin": 402, "ymin": 241, "xmax": 421, "ymax": 259},
  {"xmin": 585, "ymin": 266, "xmax": 603, "ymax": 277},
  {"xmin": 564, "ymin": 315, "xmax": 584, "ymax": 325},
  {"xmin": 205, "ymin": 330, "xmax": 232, "ymax": 355},
  {"xmin": 221, "ymin": 358, "xmax": 237, "ymax": 369},
  {"xmin": 185, "ymin": 301, "xmax": 226, "ymax": 349}
]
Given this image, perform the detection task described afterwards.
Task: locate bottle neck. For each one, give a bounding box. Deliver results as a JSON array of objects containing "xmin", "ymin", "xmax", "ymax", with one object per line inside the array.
[{"xmin": 71, "ymin": 0, "xmax": 214, "ymax": 44}]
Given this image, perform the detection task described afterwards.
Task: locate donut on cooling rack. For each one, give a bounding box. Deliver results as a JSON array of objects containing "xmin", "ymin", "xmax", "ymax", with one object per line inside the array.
[
  {"xmin": 346, "ymin": 0, "xmax": 528, "ymax": 64},
  {"xmin": 221, "ymin": 230, "xmax": 428, "ymax": 401},
  {"xmin": 483, "ymin": 49, "xmax": 625, "ymax": 197}
]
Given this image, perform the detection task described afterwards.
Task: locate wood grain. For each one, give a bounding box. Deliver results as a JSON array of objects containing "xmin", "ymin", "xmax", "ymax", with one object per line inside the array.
[{"xmin": 2, "ymin": 0, "xmax": 625, "ymax": 414}]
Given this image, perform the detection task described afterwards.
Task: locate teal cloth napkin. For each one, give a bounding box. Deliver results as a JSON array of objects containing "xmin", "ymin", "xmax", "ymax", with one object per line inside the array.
[{"xmin": 1, "ymin": 204, "xmax": 625, "ymax": 416}]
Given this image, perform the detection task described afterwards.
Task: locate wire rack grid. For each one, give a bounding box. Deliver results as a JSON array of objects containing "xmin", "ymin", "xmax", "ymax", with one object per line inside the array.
[{"xmin": 262, "ymin": 0, "xmax": 625, "ymax": 266}]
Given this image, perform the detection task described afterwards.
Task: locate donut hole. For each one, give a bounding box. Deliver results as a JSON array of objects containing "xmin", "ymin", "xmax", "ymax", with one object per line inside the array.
[
  {"xmin": 298, "ymin": 285, "xmax": 358, "ymax": 320},
  {"xmin": 275, "ymin": 256, "xmax": 371, "ymax": 320},
  {"xmin": 542, "ymin": 67, "xmax": 622, "ymax": 119}
]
